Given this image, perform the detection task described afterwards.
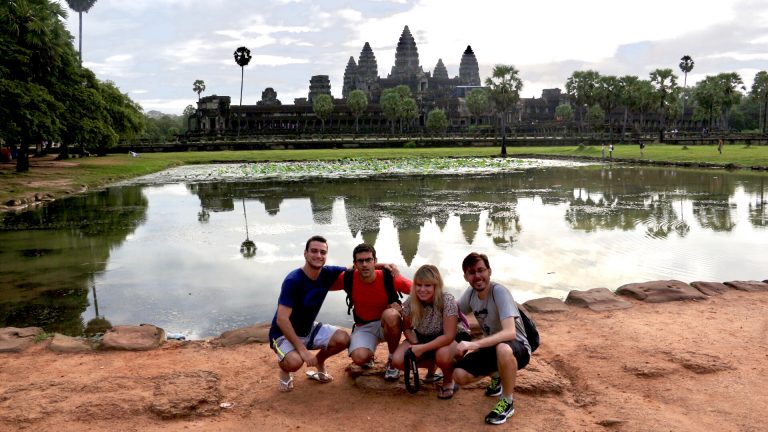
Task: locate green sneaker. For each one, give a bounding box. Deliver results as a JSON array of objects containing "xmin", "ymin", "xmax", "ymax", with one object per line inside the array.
[
  {"xmin": 485, "ymin": 398, "xmax": 514, "ymax": 425},
  {"xmin": 484, "ymin": 375, "xmax": 502, "ymax": 397}
]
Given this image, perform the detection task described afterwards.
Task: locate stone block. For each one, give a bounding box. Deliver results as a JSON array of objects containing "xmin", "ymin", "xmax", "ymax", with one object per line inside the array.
[
  {"xmin": 100, "ymin": 324, "xmax": 165, "ymax": 351},
  {"xmin": 724, "ymin": 280, "xmax": 768, "ymax": 292},
  {"xmin": 216, "ymin": 323, "xmax": 269, "ymax": 347},
  {"xmin": 565, "ymin": 288, "xmax": 633, "ymax": 311},
  {"xmin": 49, "ymin": 333, "xmax": 94, "ymax": 353},
  {"xmin": 0, "ymin": 327, "xmax": 43, "ymax": 353},
  {"xmin": 523, "ymin": 297, "xmax": 568, "ymax": 313},
  {"xmin": 616, "ymin": 280, "xmax": 707, "ymax": 303},
  {"xmin": 690, "ymin": 281, "xmax": 730, "ymax": 296}
]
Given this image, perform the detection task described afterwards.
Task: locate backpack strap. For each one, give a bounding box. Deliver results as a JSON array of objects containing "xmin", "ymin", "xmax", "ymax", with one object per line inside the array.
[
  {"xmin": 345, "ymin": 268, "xmax": 401, "ymax": 325},
  {"xmin": 382, "ymin": 268, "xmax": 402, "ymax": 305},
  {"xmin": 344, "ymin": 271, "xmax": 355, "ymax": 316}
]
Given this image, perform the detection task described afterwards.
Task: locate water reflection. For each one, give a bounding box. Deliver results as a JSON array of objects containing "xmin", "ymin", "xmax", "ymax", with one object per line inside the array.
[{"xmin": 1, "ymin": 165, "xmax": 767, "ymax": 338}]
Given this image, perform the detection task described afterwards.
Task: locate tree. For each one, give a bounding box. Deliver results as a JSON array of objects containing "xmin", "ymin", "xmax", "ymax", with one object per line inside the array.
[
  {"xmin": 751, "ymin": 71, "xmax": 768, "ymax": 134},
  {"xmin": 649, "ymin": 68, "xmax": 679, "ymax": 141},
  {"xmin": 466, "ymin": 88, "xmax": 491, "ymax": 129},
  {"xmin": 193, "ymin": 79, "xmax": 205, "ymax": 101},
  {"xmin": 679, "ymin": 55, "xmax": 694, "ymax": 116},
  {"xmin": 485, "ymin": 64, "xmax": 523, "ymax": 156},
  {"xmin": 183, "ymin": 104, "xmax": 196, "ymax": 118},
  {"xmin": 692, "ymin": 76, "xmax": 721, "ymax": 129},
  {"xmin": 588, "ymin": 105, "xmax": 605, "ymax": 132},
  {"xmin": 555, "ymin": 104, "xmax": 573, "ymax": 133},
  {"xmin": 426, "ymin": 109, "xmax": 449, "ymax": 134},
  {"xmin": 714, "ymin": 72, "xmax": 745, "ymax": 131},
  {"xmin": 346, "ymin": 89, "xmax": 368, "ymax": 133},
  {"xmin": 64, "ymin": 0, "xmax": 97, "ymax": 65},
  {"xmin": 312, "ymin": 94, "xmax": 333, "ymax": 132},
  {"xmin": 565, "ymin": 70, "xmax": 600, "ymax": 131},
  {"xmin": 233, "ymin": 46, "xmax": 252, "ymax": 137},
  {"xmin": 400, "ymin": 97, "xmax": 418, "ymax": 132},
  {"xmin": 380, "ymin": 89, "xmax": 401, "ymax": 134},
  {"xmin": 594, "ymin": 75, "xmax": 620, "ymax": 138}
]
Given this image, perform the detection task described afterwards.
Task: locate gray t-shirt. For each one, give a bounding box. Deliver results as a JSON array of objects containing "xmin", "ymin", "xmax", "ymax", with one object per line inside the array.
[{"xmin": 458, "ymin": 281, "xmax": 531, "ymax": 353}]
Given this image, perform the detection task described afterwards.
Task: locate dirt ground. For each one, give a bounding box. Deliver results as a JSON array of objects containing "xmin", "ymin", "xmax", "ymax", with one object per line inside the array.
[{"xmin": 1, "ymin": 289, "xmax": 766, "ymax": 432}]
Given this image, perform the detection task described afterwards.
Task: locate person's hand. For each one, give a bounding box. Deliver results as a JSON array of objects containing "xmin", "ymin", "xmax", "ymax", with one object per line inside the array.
[
  {"xmin": 388, "ymin": 302, "xmax": 403, "ymax": 315},
  {"xmin": 410, "ymin": 344, "xmax": 425, "ymax": 358},
  {"xmin": 456, "ymin": 340, "xmax": 478, "ymax": 355},
  {"xmin": 299, "ymin": 348, "xmax": 317, "ymax": 367},
  {"xmin": 381, "ymin": 263, "xmax": 400, "ymax": 278}
]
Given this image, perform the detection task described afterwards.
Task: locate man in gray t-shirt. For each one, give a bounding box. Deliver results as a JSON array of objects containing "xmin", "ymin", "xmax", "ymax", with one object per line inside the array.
[{"xmin": 454, "ymin": 252, "xmax": 531, "ymax": 426}]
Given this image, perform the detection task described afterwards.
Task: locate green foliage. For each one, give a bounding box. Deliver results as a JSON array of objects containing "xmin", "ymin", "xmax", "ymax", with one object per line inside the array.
[
  {"xmin": 34, "ymin": 331, "xmax": 53, "ymax": 343},
  {"xmin": 485, "ymin": 64, "xmax": 523, "ymax": 155},
  {"xmin": 426, "ymin": 109, "xmax": 449, "ymax": 134},
  {"xmin": 566, "ymin": 70, "xmax": 600, "ymax": 123},
  {"xmin": 403, "ymin": 140, "xmax": 417, "ymax": 148},
  {"xmin": 555, "ymin": 104, "xmax": 573, "ymax": 122},
  {"xmin": 587, "ymin": 105, "xmax": 605, "ymax": 130},
  {"xmin": 466, "ymin": 88, "xmax": 491, "ymax": 125},
  {"xmin": 347, "ymin": 90, "xmax": 368, "ymax": 132},
  {"xmin": 193, "ymin": 79, "xmax": 205, "ymax": 100},
  {"xmin": 312, "ymin": 94, "xmax": 334, "ymax": 132},
  {"xmin": 142, "ymin": 113, "xmax": 187, "ymax": 142},
  {"xmin": 380, "ymin": 85, "xmax": 417, "ymax": 133},
  {"xmin": 183, "ymin": 104, "xmax": 196, "ymax": 118}
]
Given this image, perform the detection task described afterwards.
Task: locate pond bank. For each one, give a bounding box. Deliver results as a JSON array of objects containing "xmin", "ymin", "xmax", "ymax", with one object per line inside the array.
[{"xmin": 1, "ymin": 284, "xmax": 766, "ymax": 431}]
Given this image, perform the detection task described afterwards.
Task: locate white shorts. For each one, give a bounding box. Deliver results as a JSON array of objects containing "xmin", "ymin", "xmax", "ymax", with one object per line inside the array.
[
  {"xmin": 272, "ymin": 322, "xmax": 339, "ymax": 361},
  {"xmin": 349, "ymin": 320, "xmax": 384, "ymax": 354}
]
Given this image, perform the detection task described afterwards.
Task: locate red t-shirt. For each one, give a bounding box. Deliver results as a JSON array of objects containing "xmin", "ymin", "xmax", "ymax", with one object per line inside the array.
[{"xmin": 331, "ymin": 270, "xmax": 412, "ymax": 323}]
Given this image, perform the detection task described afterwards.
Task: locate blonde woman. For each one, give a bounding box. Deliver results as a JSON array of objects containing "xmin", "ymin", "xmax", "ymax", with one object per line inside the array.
[{"xmin": 391, "ymin": 264, "xmax": 470, "ymax": 399}]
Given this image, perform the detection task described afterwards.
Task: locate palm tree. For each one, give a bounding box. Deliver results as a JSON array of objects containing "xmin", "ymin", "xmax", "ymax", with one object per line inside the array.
[
  {"xmin": 679, "ymin": 55, "xmax": 694, "ymax": 121},
  {"xmin": 65, "ymin": 0, "xmax": 97, "ymax": 65},
  {"xmin": 347, "ymin": 90, "xmax": 368, "ymax": 133},
  {"xmin": 751, "ymin": 71, "xmax": 768, "ymax": 134},
  {"xmin": 485, "ymin": 64, "xmax": 523, "ymax": 156},
  {"xmin": 233, "ymin": 46, "xmax": 252, "ymax": 137},
  {"xmin": 193, "ymin": 79, "xmax": 205, "ymax": 101}
]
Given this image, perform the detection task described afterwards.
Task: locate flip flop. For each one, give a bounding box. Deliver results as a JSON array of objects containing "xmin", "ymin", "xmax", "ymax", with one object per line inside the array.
[
  {"xmin": 437, "ymin": 383, "xmax": 459, "ymax": 400},
  {"xmin": 305, "ymin": 370, "xmax": 334, "ymax": 383},
  {"xmin": 422, "ymin": 372, "xmax": 444, "ymax": 384}
]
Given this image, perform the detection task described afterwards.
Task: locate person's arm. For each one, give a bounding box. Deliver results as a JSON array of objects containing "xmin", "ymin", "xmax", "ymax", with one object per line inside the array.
[
  {"xmin": 410, "ymin": 314, "xmax": 458, "ymax": 358},
  {"xmin": 376, "ymin": 262, "xmax": 400, "ymax": 278},
  {"xmin": 456, "ymin": 315, "xmax": 516, "ymax": 355},
  {"xmin": 275, "ymin": 304, "xmax": 317, "ymax": 367}
]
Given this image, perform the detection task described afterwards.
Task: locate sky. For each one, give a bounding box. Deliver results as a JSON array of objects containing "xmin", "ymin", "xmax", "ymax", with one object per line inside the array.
[{"xmin": 56, "ymin": 0, "xmax": 768, "ymax": 115}]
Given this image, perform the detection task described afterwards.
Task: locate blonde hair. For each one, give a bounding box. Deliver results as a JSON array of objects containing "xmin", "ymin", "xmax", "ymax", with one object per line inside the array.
[{"xmin": 410, "ymin": 264, "xmax": 445, "ymax": 329}]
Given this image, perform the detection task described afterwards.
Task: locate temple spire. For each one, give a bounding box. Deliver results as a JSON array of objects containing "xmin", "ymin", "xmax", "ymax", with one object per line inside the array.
[
  {"xmin": 390, "ymin": 25, "xmax": 421, "ymax": 78},
  {"xmin": 459, "ymin": 45, "xmax": 480, "ymax": 85}
]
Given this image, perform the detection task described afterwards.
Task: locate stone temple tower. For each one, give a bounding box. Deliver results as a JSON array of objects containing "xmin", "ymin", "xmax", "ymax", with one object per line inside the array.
[
  {"xmin": 459, "ymin": 45, "xmax": 481, "ymax": 86},
  {"xmin": 342, "ymin": 56, "xmax": 357, "ymax": 99},
  {"xmin": 433, "ymin": 59, "xmax": 449, "ymax": 80},
  {"xmin": 389, "ymin": 25, "xmax": 423, "ymax": 79}
]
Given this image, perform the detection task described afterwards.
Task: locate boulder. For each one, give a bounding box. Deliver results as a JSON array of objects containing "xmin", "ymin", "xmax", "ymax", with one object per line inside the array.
[
  {"xmin": 690, "ymin": 281, "xmax": 730, "ymax": 296},
  {"xmin": 515, "ymin": 360, "xmax": 568, "ymax": 394},
  {"xmin": 616, "ymin": 280, "xmax": 707, "ymax": 303},
  {"xmin": 565, "ymin": 288, "xmax": 633, "ymax": 311},
  {"xmin": 216, "ymin": 323, "xmax": 270, "ymax": 347},
  {"xmin": 149, "ymin": 370, "xmax": 221, "ymax": 419},
  {"xmin": 0, "ymin": 327, "xmax": 43, "ymax": 353},
  {"xmin": 100, "ymin": 324, "xmax": 165, "ymax": 351},
  {"xmin": 523, "ymin": 297, "xmax": 568, "ymax": 313},
  {"xmin": 724, "ymin": 280, "xmax": 768, "ymax": 292},
  {"xmin": 49, "ymin": 333, "xmax": 94, "ymax": 353}
]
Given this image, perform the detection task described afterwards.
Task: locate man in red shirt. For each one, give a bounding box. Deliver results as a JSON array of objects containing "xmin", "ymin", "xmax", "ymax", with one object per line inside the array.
[{"xmin": 332, "ymin": 243, "xmax": 412, "ymax": 380}]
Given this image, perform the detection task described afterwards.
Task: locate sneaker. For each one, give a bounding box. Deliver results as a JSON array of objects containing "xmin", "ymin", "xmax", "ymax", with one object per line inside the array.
[
  {"xmin": 485, "ymin": 375, "xmax": 502, "ymax": 397},
  {"xmin": 384, "ymin": 361, "xmax": 399, "ymax": 381},
  {"xmin": 485, "ymin": 398, "xmax": 514, "ymax": 425}
]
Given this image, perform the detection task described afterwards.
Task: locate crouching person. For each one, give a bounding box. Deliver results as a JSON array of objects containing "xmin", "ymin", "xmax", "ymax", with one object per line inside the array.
[
  {"xmin": 454, "ymin": 253, "xmax": 532, "ymax": 425},
  {"xmin": 269, "ymin": 235, "xmax": 350, "ymax": 391}
]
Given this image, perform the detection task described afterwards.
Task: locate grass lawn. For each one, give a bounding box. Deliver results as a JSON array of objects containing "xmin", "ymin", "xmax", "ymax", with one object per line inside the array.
[{"xmin": 2, "ymin": 143, "xmax": 767, "ymax": 206}]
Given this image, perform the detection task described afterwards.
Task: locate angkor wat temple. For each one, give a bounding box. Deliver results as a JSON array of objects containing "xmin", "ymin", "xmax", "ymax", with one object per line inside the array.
[{"xmin": 189, "ymin": 25, "xmax": 564, "ymax": 134}]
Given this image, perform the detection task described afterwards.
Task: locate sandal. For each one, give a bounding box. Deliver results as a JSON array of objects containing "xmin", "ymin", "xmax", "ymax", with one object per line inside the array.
[
  {"xmin": 437, "ymin": 383, "xmax": 458, "ymax": 400},
  {"xmin": 423, "ymin": 372, "xmax": 443, "ymax": 384},
  {"xmin": 278, "ymin": 374, "xmax": 294, "ymax": 392},
  {"xmin": 305, "ymin": 370, "xmax": 334, "ymax": 383}
]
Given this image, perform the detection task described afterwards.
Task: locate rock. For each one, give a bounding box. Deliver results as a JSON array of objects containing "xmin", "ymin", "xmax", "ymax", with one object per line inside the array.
[
  {"xmin": 354, "ymin": 374, "xmax": 407, "ymax": 392},
  {"xmin": 565, "ymin": 288, "xmax": 633, "ymax": 311},
  {"xmin": 216, "ymin": 323, "xmax": 270, "ymax": 347},
  {"xmin": 100, "ymin": 324, "xmax": 165, "ymax": 351},
  {"xmin": 597, "ymin": 418, "xmax": 628, "ymax": 427},
  {"xmin": 666, "ymin": 351, "xmax": 733, "ymax": 374},
  {"xmin": 724, "ymin": 280, "xmax": 768, "ymax": 292},
  {"xmin": 0, "ymin": 327, "xmax": 43, "ymax": 352},
  {"xmin": 523, "ymin": 297, "xmax": 568, "ymax": 313},
  {"xmin": 515, "ymin": 360, "xmax": 568, "ymax": 394},
  {"xmin": 49, "ymin": 333, "xmax": 94, "ymax": 353},
  {"xmin": 622, "ymin": 363, "xmax": 674, "ymax": 378},
  {"xmin": 149, "ymin": 370, "xmax": 221, "ymax": 419},
  {"xmin": 690, "ymin": 281, "xmax": 730, "ymax": 296},
  {"xmin": 616, "ymin": 280, "xmax": 707, "ymax": 303}
]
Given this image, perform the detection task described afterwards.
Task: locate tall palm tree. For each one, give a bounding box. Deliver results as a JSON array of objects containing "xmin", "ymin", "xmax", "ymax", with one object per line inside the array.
[
  {"xmin": 679, "ymin": 55, "xmax": 694, "ymax": 121},
  {"xmin": 233, "ymin": 46, "xmax": 252, "ymax": 137},
  {"xmin": 193, "ymin": 79, "xmax": 205, "ymax": 101},
  {"xmin": 65, "ymin": 0, "xmax": 97, "ymax": 65},
  {"xmin": 650, "ymin": 68, "xmax": 679, "ymax": 142},
  {"xmin": 485, "ymin": 64, "xmax": 523, "ymax": 156}
]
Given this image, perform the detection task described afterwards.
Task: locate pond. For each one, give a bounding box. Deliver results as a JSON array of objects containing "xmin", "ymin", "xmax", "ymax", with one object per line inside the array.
[{"xmin": 1, "ymin": 158, "xmax": 766, "ymax": 339}]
